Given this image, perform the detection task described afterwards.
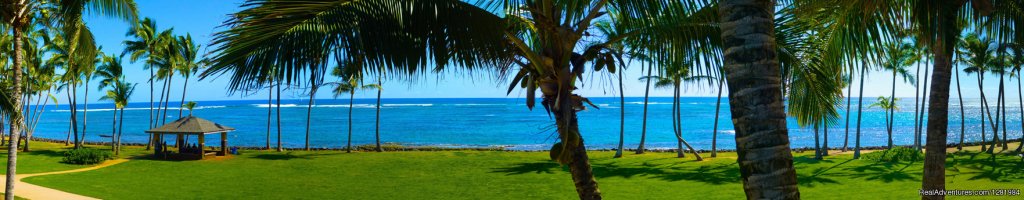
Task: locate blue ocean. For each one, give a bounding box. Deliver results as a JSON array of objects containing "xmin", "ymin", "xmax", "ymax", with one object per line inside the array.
[{"xmin": 27, "ymin": 97, "xmax": 1023, "ymax": 150}]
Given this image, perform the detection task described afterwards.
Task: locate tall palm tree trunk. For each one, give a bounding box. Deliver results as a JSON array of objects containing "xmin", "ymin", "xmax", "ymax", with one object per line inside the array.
[
  {"xmin": 823, "ymin": 123, "xmax": 829, "ymax": 156},
  {"xmin": 6, "ymin": 25, "xmax": 27, "ymax": 199},
  {"xmin": 111, "ymin": 107, "xmax": 118, "ymax": 152},
  {"xmin": 854, "ymin": 64, "xmax": 866, "ymax": 159},
  {"xmin": 917, "ymin": 61, "xmax": 925, "ymax": 148},
  {"xmin": 614, "ymin": 69, "xmax": 624, "ymax": 158},
  {"xmin": 1000, "ymin": 75, "xmax": 1008, "ymax": 150},
  {"xmin": 711, "ymin": 76, "xmax": 724, "ymax": 158},
  {"xmin": 956, "ymin": 65, "xmax": 965, "ymax": 150},
  {"xmin": 636, "ymin": 65, "xmax": 652, "ymax": 154},
  {"xmin": 178, "ymin": 75, "xmax": 190, "ymax": 118},
  {"xmin": 814, "ymin": 123, "xmax": 821, "ymax": 160},
  {"xmin": 276, "ymin": 81, "xmax": 282, "ymax": 152},
  {"xmin": 156, "ymin": 77, "xmax": 167, "ymax": 127},
  {"xmin": 888, "ymin": 70, "xmax": 897, "ymax": 148},
  {"xmin": 718, "ymin": 0, "xmax": 800, "ymax": 198},
  {"xmin": 674, "ymin": 83, "xmax": 702, "ymax": 161},
  {"xmin": 987, "ymin": 77, "xmax": 1004, "ymax": 153},
  {"xmin": 347, "ymin": 91, "xmax": 353, "ymax": 153},
  {"xmin": 917, "ymin": 62, "xmax": 931, "ymax": 150},
  {"xmin": 267, "ymin": 83, "xmax": 272, "ymax": 149},
  {"xmin": 117, "ymin": 107, "xmax": 125, "ymax": 155},
  {"xmin": 978, "ymin": 73, "xmax": 987, "ymax": 151},
  {"xmin": 375, "ymin": 77, "xmax": 383, "ymax": 152},
  {"xmin": 65, "ymin": 88, "xmax": 73, "ymax": 146},
  {"xmin": 1017, "ymin": 72, "xmax": 1023, "ymax": 152},
  {"xmin": 673, "ymin": 82, "xmax": 684, "ymax": 158},
  {"xmin": 72, "ymin": 83, "xmax": 80, "ymax": 149},
  {"xmin": 82, "ymin": 80, "xmax": 89, "ymax": 145},
  {"xmin": 921, "ymin": 21, "xmax": 956, "ymax": 200},
  {"xmin": 844, "ymin": 66, "xmax": 852, "ymax": 152},
  {"xmin": 305, "ymin": 86, "xmax": 316, "ymax": 151},
  {"xmin": 161, "ymin": 77, "xmax": 173, "ymax": 124},
  {"xmin": 148, "ymin": 67, "xmax": 154, "ymax": 150}
]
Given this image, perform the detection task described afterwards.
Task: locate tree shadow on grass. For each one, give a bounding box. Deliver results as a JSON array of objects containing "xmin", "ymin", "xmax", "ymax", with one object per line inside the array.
[
  {"xmin": 21, "ymin": 150, "xmax": 65, "ymax": 158},
  {"xmin": 491, "ymin": 159, "xmax": 743, "ymax": 185},
  {"xmin": 796, "ymin": 159, "xmax": 853, "ymax": 187},
  {"xmin": 841, "ymin": 160, "xmax": 920, "ymax": 183},
  {"xmin": 947, "ymin": 151, "xmax": 1024, "ymax": 182},
  {"xmin": 250, "ymin": 152, "xmax": 338, "ymax": 160},
  {"xmin": 490, "ymin": 161, "xmax": 561, "ymax": 175}
]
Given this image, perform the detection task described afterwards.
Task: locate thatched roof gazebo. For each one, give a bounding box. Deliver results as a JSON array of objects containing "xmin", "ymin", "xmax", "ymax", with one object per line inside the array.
[{"xmin": 146, "ymin": 116, "xmax": 236, "ymax": 160}]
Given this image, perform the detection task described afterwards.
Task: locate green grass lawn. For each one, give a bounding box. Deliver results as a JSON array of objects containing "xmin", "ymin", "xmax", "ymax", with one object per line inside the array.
[
  {"xmin": 11, "ymin": 141, "xmax": 1023, "ymax": 200},
  {"xmin": 0, "ymin": 141, "xmax": 150, "ymax": 174}
]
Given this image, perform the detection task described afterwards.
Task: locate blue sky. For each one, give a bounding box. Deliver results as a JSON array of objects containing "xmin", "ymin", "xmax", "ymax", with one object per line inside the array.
[{"xmin": 74, "ymin": 0, "xmax": 1007, "ymax": 104}]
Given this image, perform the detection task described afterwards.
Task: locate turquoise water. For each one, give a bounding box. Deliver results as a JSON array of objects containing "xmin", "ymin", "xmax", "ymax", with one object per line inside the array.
[{"xmin": 26, "ymin": 97, "xmax": 1022, "ymax": 150}]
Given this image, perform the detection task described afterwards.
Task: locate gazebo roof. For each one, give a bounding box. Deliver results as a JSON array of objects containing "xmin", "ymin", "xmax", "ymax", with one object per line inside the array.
[{"xmin": 145, "ymin": 116, "xmax": 235, "ymax": 134}]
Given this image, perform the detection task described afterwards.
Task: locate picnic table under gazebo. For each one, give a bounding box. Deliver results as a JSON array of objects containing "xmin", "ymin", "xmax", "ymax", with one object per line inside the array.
[{"xmin": 145, "ymin": 116, "xmax": 236, "ymax": 160}]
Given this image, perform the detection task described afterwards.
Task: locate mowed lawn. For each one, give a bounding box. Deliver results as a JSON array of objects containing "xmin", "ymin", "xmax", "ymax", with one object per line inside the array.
[{"xmin": 3, "ymin": 141, "xmax": 1022, "ymax": 199}]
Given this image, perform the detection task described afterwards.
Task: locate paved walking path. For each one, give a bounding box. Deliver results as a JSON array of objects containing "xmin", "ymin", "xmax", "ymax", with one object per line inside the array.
[{"xmin": 1, "ymin": 159, "xmax": 129, "ymax": 200}]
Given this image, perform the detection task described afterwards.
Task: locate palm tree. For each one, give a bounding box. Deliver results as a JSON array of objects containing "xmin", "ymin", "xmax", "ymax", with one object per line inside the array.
[
  {"xmin": 95, "ymin": 54, "xmax": 123, "ymax": 150},
  {"xmin": 649, "ymin": 71, "xmax": 705, "ymax": 160},
  {"xmin": 718, "ymin": 0, "xmax": 800, "ymax": 197},
  {"xmin": 710, "ymin": 71, "xmax": 724, "ymax": 157},
  {"xmin": 869, "ymin": 96, "xmax": 900, "ymax": 148},
  {"xmin": 330, "ymin": 66, "xmax": 379, "ymax": 153},
  {"xmin": 880, "ymin": 42, "xmax": 916, "ymax": 148},
  {"xmin": 100, "ymin": 81, "xmax": 135, "ymax": 156},
  {"xmin": 1, "ymin": 0, "xmax": 137, "ymax": 197},
  {"xmin": 183, "ymin": 101, "xmax": 197, "ymax": 116},
  {"xmin": 46, "ymin": 21, "xmax": 100, "ymax": 149},
  {"xmin": 371, "ymin": 71, "xmax": 383, "ymax": 152},
  {"xmin": 174, "ymin": 34, "xmax": 203, "ymax": 118},
  {"xmin": 123, "ymin": 18, "xmax": 171, "ymax": 149},
  {"xmin": 635, "ymin": 61, "xmax": 653, "ymax": 155},
  {"xmin": 959, "ymin": 33, "xmax": 997, "ymax": 151},
  {"xmin": 202, "ymin": 1, "xmax": 723, "ymax": 198}
]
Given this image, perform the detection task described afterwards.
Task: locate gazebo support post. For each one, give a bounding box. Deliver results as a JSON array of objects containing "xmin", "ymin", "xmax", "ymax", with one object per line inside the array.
[
  {"xmin": 220, "ymin": 132, "xmax": 227, "ymax": 156},
  {"xmin": 176, "ymin": 133, "xmax": 183, "ymax": 150},
  {"xmin": 152, "ymin": 133, "xmax": 160, "ymax": 155},
  {"xmin": 199, "ymin": 134, "xmax": 206, "ymax": 159}
]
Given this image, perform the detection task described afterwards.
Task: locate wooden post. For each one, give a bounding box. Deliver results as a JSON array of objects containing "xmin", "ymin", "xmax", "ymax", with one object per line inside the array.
[
  {"xmin": 152, "ymin": 133, "xmax": 159, "ymax": 155},
  {"xmin": 176, "ymin": 133, "xmax": 184, "ymax": 152},
  {"xmin": 198, "ymin": 133, "xmax": 206, "ymax": 159},
  {"xmin": 221, "ymin": 132, "xmax": 228, "ymax": 156}
]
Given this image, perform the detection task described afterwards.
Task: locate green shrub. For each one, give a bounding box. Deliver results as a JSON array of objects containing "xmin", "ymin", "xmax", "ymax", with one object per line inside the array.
[
  {"xmin": 62, "ymin": 148, "xmax": 114, "ymax": 165},
  {"xmin": 862, "ymin": 147, "xmax": 923, "ymax": 162}
]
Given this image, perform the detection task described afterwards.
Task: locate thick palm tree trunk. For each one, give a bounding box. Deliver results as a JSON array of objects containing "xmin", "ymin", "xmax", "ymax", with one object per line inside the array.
[
  {"xmin": 921, "ymin": 21, "xmax": 955, "ymax": 200},
  {"xmin": 6, "ymin": 24, "xmax": 26, "ymax": 200},
  {"xmin": 718, "ymin": 0, "xmax": 800, "ymax": 198},
  {"xmin": 854, "ymin": 64, "xmax": 866, "ymax": 159},
  {"xmin": 347, "ymin": 91, "xmax": 353, "ymax": 153},
  {"xmin": 276, "ymin": 81, "xmax": 282, "ymax": 152},
  {"xmin": 711, "ymin": 76, "xmax": 724, "ymax": 158},
  {"xmin": 306, "ymin": 86, "xmax": 316, "ymax": 151},
  {"xmin": 178, "ymin": 75, "xmax": 190, "ymax": 118},
  {"xmin": 956, "ymin": 65, "xmax": 965, "ymax": 150},
  {"xmin": 636, "ymin": 65, "xmax": 652, "ymax": 154},
  {"xmin": 614, "ymin": 70, "xmax": 624, "ymax": 158}
]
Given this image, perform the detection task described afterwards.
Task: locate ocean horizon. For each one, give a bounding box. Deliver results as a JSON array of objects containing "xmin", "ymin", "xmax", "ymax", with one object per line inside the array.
[{"xmin": 25, "ymin": 97, "xmax": 1023, "ymax": 150}]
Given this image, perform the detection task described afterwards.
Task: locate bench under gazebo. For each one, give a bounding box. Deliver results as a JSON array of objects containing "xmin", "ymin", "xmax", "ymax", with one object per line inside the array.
[{"xmin": 145, "ymin": 116, "xmax": 236, "ymax": 160}]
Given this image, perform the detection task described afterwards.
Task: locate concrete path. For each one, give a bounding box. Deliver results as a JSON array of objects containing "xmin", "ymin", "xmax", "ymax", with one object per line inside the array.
[{"xmin": 1, "ymin": 159, "xmax": 129, "ymax": 200}]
